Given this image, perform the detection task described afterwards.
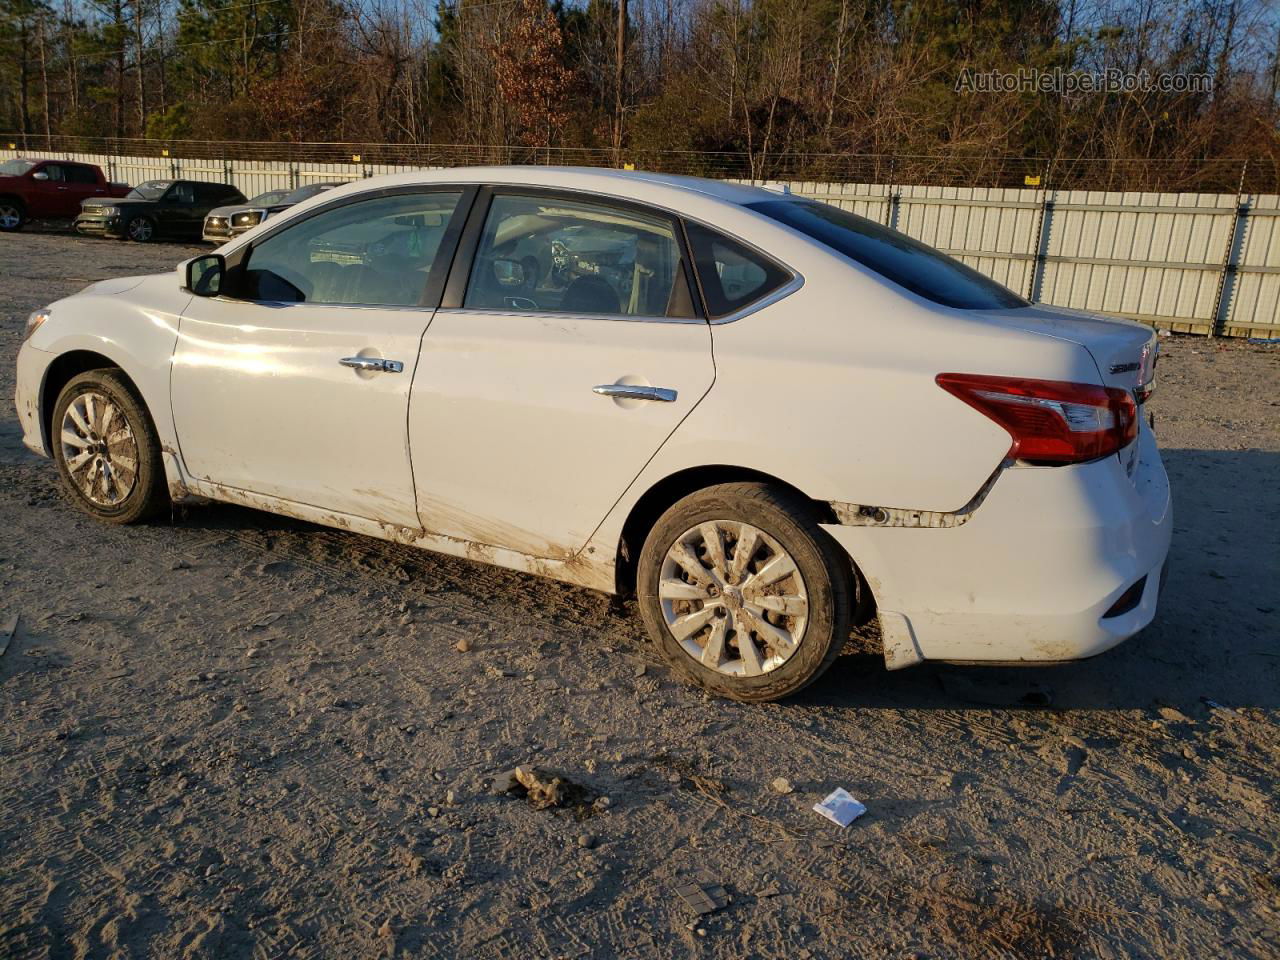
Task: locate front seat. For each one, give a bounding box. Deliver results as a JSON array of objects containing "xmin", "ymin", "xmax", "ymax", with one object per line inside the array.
[{"xmin": 560, "ymin": 275, "xmax": 620, "ymax": 314}]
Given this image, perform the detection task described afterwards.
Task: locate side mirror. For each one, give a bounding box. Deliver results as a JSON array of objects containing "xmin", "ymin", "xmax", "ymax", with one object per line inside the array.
[
  {"xmin": 32, "ymin": 171, "xmax": 49, "ymax": 181},
  {"xmin": 491, "ymin": 257, "xmax": 526, "ymax": 288},
  {"xmin": 184, "ymin": 254, "xmax": 225, "ymax": 297}
]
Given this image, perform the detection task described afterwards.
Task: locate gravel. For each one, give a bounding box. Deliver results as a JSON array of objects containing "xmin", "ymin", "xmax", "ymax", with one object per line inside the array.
[{"xmin": 1, "ymin": 227, "xmax": 1277, "ymax": 958}]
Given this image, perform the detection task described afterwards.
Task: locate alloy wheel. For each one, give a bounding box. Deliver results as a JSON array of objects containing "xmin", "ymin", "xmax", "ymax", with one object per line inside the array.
[
  {"xmin": 658, "ymin": 520, "xmax": 809, "ymax": 677},
  {"xmin": 0, "ymin": 204, "xmax": 21, "ymax": 229},
  {"xmin": 60, "ymin": 390, "xmax": 139, "ymax": 506},
  {"xmin": 127, "ymin": 218, "xmax": 153, "ymax": 241}
]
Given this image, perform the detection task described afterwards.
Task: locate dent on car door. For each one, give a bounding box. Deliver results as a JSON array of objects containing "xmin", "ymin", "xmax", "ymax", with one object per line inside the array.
[{"xmin": 409, "ymin": 189, "xmax": 716, "ymax": 559}]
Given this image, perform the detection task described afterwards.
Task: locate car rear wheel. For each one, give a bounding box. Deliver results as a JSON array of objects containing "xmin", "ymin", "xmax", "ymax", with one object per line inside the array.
[
  {"xmin": 637, "ymin": 482, "xmax": 853, "ymax": 702},
  {"xmin": 0, "ymin": 198, "xmax": 25, "ymax": 231},
  {"xmin": 125, "ymin": 215, "xmax": 155, "ymax": 242},
  {"xmin": 52, "ymin": 369, "xmax": 167, "ymax": 524}
]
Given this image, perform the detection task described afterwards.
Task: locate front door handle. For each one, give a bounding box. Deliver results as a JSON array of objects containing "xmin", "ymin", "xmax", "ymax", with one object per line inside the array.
[
  {"xmin": 592, "ymin": 384, "xmax": 677, "ymax": 402},
  {"xmin": 340, "ymin": 356, "xmax": 404, "ymax": 373}
]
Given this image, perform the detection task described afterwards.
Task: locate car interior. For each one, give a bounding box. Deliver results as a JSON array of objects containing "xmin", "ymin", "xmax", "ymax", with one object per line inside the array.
[{"xmin": 465, "ymin": 199, "xmax": 684, "ymax": 317}]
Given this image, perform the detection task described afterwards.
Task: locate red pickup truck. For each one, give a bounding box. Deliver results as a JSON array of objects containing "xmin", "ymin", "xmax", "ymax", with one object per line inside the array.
[{"xmin": 0, "ymin": 157, "xmax": 131, "ymax": 231}]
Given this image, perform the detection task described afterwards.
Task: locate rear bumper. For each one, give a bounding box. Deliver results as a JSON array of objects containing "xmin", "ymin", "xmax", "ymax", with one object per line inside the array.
[
  {"xmin": 14, "ymin": 342, "xmax": 53, "ymax": 457},
  {"xmin": 822, "ymin": 423, "xmax": 1172, "ymax": 666}
]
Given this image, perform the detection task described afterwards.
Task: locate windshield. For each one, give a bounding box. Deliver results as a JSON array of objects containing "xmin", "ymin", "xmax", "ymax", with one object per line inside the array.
[
  {"xmin": 748, "ymin": 199, "xmax": 1028, "ymax": 310},
  {"xmin": 0, "ymin": 159, "xmax": 37, "ymax": 176},
  {"xmin": 249, "ymin": 189, "xmax": 291, "ymax": 206},
  {"xmin": 127, "ymin": 180, "xmax": 171, "ymax": 200}
]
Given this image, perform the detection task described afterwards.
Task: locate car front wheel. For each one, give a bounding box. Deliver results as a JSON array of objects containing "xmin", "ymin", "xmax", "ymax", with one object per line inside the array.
[
  {"xmin": 52, "ymin": 369, "xmax": 167, "ymax": 524},
  {"xmin": 125, "ymin": 215, "xmax": 155, "ymax": 242},
  {"xmin": 637, "ymin": 482, "xmax": 853, "ymax": 702}
]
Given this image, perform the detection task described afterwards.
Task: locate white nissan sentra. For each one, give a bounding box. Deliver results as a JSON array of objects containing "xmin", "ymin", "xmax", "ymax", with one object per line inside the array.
[{"xmin": 14, "ymin": 167, "xmax": 1170, "ymax": 701}]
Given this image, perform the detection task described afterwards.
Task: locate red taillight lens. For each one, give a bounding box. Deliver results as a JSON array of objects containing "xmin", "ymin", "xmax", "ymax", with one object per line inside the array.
[{"xmin": 936, "ymin": 373, "xmax": 1137, "ymax": 464}]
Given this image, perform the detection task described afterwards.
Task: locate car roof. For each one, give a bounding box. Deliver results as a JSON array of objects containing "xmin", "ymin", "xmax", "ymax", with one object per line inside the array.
[{"xmin": 347, "ymin": 166, "xmax": 785, "ymax": 210}]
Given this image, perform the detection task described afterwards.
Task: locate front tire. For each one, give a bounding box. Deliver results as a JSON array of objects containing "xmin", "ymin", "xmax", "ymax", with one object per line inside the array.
[
  {"xmin": 52, "ymin": 369, "xmax": 167, "ymax": 524},
  {"xmin": 0, "ymin": 198, "xmax": 25, "ymax": 231},
  {"xmin": 125, "ymin": 215, "xmax": 156, "ymax": 242},
  {"xmin": 637, "ymin": 482, "xmax": 852, "ymax": 702}
]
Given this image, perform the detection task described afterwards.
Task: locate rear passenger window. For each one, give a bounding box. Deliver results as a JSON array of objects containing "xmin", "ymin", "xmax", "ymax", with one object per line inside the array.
[
  {"xmin": 65, "ymin": 165, "xmax": 98, "ymax": 184},
  {"xmin": 685, "ymin": 221, "xmax": 790, "ymax": 319},
  {"xmin": 463, "ymin": 194, "xmax": 694, "ymax": 319}
]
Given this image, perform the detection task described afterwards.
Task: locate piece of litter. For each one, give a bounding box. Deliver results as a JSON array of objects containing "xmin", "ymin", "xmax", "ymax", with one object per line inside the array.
[
  {"xmin": 0, "ymin": 614, "xmax": 16, "ymax": 658},
  {"xmin": 813, "ymin": 788, "xmax": 867, "ymax": 828},
  {"xmin": 770, "ymin": 777, "xmax": 794, "ymax": 795},
  {"xmin": 675, "ymin": 869, "xmax": 729, "ymax": 915},
  {"xmin": 506, "ymin": 765, "xmax": 593, "ymax": 810}
]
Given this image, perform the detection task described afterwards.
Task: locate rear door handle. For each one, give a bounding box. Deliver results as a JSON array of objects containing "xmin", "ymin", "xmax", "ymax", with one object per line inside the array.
[
  {"xmin": 340, "ymin": 356, "xmax": 404, "ymax": 373},
  {"xmin": 592, "ymin": 384, "xmax": 677, "ymax": 402}
]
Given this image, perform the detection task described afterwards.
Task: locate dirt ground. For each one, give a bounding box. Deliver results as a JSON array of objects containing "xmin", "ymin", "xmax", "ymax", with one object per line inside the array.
[{"xmin": 1, "ymin": 227, "xmax": 1277, "ymax": 960}]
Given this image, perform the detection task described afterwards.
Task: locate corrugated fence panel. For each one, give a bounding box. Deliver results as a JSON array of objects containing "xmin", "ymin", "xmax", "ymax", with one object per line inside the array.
[
  {"xmin": 1040, "ymin": 190, "xmax": 1235, "ymax": 334},
  {"xmin": 1226, "ymin": 194, "xmax": 1280, "ymax": 337},
  {"xmin": 2, "ymin": 147, "xmax": 1277, "ymax": 336},
  {"xmin": 787, "ymin": 181, "xmax": 893, "ymax": 222}
]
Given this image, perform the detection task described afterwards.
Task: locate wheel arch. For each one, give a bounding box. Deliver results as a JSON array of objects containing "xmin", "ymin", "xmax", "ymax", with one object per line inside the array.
[
  {"xmin": 40, "ymin": 350, "xmax": 147, "ymax": 450},
  {"xmin": 614, "ymin": 464, "xmax": 842, "ymax": 597}
]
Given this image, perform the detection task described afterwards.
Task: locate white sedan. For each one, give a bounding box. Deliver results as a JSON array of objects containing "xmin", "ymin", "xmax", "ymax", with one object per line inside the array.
[{"xmin": 14, "ymin": 167, "xmax": 1170, "ymax": 701}]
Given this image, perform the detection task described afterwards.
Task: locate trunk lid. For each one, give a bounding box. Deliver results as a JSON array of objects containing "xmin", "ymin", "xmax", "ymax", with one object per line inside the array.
[{"xmin": 981, "ymin": 304, "xmax": 1158, "ymax": 394}]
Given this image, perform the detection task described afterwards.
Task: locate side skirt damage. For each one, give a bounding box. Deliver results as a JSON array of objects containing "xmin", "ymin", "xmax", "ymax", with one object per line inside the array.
[{"xmin": 179, "ymin": 478, "xmax": 617, "ymax": 594}]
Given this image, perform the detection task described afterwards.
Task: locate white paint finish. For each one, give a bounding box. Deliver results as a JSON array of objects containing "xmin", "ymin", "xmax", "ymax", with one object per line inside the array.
[
  {"xmin": 821, "ymin": 423, "xmax": 1171, "ymax": 663},
  {"xmin": 25, "ymin": 273, "xmax": 192, "ymax": 459},
  {"xmin": 410, "ymin": 309, "xmax": 715, "ymax": 558},
  {"xmin": 14, "ymin": 343, "xmax": 52, "ymax": 456},
  {"xmin": 593, "ymin": 265, "xmax": 1098, "ymax": 520},
  {"xmin": 18, "ymin": 165, "xmax": 1179, "ymax": 672},
  {"xmin": 171, "ymin": 297, "xmax": 428, "ymax": 527}
]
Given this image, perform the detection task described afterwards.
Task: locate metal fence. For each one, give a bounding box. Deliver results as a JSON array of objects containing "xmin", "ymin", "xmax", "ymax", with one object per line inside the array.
[{"xmin": 2, "ymin": 141, "xmax": 1276, "ymax": 338}]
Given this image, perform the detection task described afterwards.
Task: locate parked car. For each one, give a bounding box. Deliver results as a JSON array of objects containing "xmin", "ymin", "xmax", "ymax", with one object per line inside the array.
[
  {"xmin": 203, "ymin": 182, "xmax": 345, "ymax": 243},
  {"xmin": 14, "ymin": 168, "xmax": 1170, "ymax": 702},
  {"xmin": 74, "ymin": 179, "xmax": 246, "ymax": 242},
  {"xmin": 0, "ymin": 157, "xmax": 130, "ymax": 231}
]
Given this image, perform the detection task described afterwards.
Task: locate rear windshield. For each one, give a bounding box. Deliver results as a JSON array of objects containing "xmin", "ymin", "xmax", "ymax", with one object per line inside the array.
[
  {"xmin": 748, "ymin": 199, "xmax": 1028, "ymax": 310},
  {"xmin": 0, "ymin": 159, "xmax": 36, "ymax": 175},
  {"xmin": 127, "ymin": 180, "xmax": 171, "ymax": 200}
]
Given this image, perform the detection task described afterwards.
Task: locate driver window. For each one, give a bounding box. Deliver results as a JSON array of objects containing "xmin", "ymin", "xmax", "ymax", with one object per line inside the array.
[
  {"xmin": 242, "ymin": 191, "xmax": 463, "ymax": 306},
  {"xmin": 463, "ymin": 194, "xmax": 688, "ymax": 318},
  {"xmin": 167, "ymin": 183, "xmax": 195, "ymax": 203}
]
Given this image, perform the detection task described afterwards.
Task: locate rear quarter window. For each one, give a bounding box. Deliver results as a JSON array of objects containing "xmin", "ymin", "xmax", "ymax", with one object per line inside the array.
[
  {"xmin": 747, "ymin": 199, "xmax": 1028, "ymax": 310},
  {"xmin": 685, "ymin": 221, "xmax": 792, "ymax": 319}
]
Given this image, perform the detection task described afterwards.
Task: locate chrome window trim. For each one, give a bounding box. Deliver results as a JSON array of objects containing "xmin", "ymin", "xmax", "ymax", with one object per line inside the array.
[
  {"xmin": 435, "ymin": 306, "xmax": 707, "ymax": 325},
  {"xmin": 707, "ymin": 272, "xmax": 805, "ymax": 325},
  {"xmin": 211, "ymin": 296, "xmax": 435, "ymax": 313}
]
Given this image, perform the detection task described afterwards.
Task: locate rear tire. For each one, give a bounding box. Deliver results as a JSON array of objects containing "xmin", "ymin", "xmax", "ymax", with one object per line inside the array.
[
  {"xmin": 52, "ymin": 369, "xmax": 167, "ymax": 524},
  {"xmin": 125, "ymin": 215, "xmax": 156, "ymax": 242},
  {"xmin": 637, "ymin": 482, "xmax": 852, "ymax": 702},
  {"xmin": 0, "ymin": 198, "xmax": 25, "ymax": 231}
]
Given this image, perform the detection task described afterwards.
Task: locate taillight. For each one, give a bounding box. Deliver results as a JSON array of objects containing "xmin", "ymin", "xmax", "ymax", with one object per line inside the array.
[{"xmin": 936, "ymin": 373, "xmax": 1137, "ymax": 464}]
